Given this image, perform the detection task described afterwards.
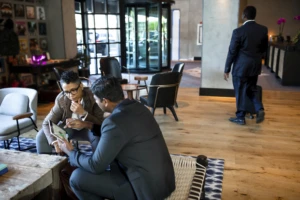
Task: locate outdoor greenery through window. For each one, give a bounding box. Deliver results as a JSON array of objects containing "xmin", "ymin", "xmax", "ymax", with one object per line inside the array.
[{"xmin": 75, "ymin": 0, "xmax": 121, "ymax": 75}]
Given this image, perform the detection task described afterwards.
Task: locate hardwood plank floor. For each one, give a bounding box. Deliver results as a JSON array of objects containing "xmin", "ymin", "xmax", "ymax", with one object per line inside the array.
[{"xmin": 35, "ymin": 88, "xmax": 300, "ymax": 200}]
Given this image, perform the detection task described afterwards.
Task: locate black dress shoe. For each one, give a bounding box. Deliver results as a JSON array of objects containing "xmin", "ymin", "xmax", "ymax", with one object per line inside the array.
[
  {"xmin": 256, "ymin": 110, "xmax": 265, "ymax": 123},
  {"xmin": 229, "ymin": 117, "xmax": 245, "ymax": 125}
]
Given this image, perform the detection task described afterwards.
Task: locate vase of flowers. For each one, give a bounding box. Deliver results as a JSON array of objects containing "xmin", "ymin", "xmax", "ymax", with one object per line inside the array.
[
  {"xmin": 292, "ymin": 15, "xmax": 300, "ymax": 50},
  {"xmin": 277, "ymin": 18, "xmax": 286, "ymax": 42}
]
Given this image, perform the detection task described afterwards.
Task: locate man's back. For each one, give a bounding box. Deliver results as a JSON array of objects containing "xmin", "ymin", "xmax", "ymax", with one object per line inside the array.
[
  {"xmin": 101, "ymin": 99, "xmax": 175, "ymax": 199},
  {"xmin": 225, "ymin": 21, "xmax": 268, "ymax": 77}
]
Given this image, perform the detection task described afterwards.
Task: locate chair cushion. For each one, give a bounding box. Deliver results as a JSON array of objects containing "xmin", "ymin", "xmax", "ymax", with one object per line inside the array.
[
  {"xmin": 0, "ymin": 93, "xmax": 29, "ymax": 116},
  {"xmin": 0, "ymin": 115, "xmax": 34, "ymax": 136}
]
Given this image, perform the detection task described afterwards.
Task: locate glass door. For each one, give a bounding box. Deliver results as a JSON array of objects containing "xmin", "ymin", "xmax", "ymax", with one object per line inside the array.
[{"xmin": 125, "ymin": 2, "xmax": 171, "ymax": 73}]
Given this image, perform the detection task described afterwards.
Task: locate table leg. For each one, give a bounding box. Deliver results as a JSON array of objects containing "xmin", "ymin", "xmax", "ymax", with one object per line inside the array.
[{"xmin": 127, "ymin": 91, "xmax": 134, "ymax": 100}]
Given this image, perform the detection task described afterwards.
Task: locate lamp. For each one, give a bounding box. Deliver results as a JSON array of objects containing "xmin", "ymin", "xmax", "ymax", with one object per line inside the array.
[{"xmin": 31, "ymin": 53, "xmax": 47, "ymax": 63}]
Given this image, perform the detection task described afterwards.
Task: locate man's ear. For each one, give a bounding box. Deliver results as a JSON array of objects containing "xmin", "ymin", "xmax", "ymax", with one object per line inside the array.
[{"xmin": 102, "ymin": 98, "xmax": 109, "ymax": 107}]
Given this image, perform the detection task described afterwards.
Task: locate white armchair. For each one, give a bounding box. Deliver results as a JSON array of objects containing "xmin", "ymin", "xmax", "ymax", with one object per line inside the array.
[{"xmin": 0, "ymin": 87, "xmax": 38, "ymax": 150}]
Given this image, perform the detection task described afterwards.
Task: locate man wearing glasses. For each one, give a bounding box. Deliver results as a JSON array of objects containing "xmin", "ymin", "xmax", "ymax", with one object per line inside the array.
[{"xmin": 36, "ymin": 71, "xmax": 104, "ymax": 154}]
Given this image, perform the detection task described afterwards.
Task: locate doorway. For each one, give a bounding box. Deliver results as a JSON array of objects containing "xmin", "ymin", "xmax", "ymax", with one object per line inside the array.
[{"xmin": 124, "ymin": 3, "xmax": 171, "ymax": 73}]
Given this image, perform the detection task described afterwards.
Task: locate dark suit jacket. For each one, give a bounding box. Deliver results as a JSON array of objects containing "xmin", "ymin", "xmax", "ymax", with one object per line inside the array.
[
  {"xmin": 69, "ymin": 99, "xmax": 176, "ymax": 200},
  {"xmin": 224, "ymin": 21, "xmax": 268, "ymax": 77}
]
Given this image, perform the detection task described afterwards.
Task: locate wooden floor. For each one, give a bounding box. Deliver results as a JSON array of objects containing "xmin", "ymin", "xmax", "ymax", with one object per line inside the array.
[{"xmin": 35, "ymin": 88, "xmax": 300, "ymax": 200}]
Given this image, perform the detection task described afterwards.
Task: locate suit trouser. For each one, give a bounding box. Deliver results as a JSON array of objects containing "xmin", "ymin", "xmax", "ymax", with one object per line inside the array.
[
  {"xmin": 232, "ymin": 76, "xmax": 264, "ymax": 118},
  {"xmin": 36, "ymin": 126, "xmax": 100, "ymax": 154},
  {"xmin": 70, "ymin": 162, "xmax": 136, "ymax": 200}
]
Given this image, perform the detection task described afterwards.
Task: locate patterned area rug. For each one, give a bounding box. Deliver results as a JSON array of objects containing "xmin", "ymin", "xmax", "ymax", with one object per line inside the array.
[{"xmin": 0, "ymin": 138, "xmax": 224, "ymax": 200}]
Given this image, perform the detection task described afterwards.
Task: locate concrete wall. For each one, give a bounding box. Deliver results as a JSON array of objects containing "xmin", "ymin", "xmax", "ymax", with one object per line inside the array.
[
  {"xmin": 171, "ymin": 0, "xmax": 202, "ymax": 60},
  {"xmin": 247, "ymin": 0, "xmax": 300, "ymax": 38},
  {"xmin": 201, "ymin": 0, "xmax": 239, "ymax": 89},
  {"xmin": 45, "ymin": 0, "xmax": 77, "ymax": 59}
]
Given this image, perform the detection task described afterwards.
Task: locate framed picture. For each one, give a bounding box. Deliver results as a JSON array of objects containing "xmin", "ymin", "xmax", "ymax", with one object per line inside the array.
[
  {"xmin": 29, "ymin": 38, "xmax": 38, "ymax": 51},
  {"xmin": 14, "ymin": 4, "xmax": 25, "ymax": 18},
  {"xmin": 36, "ymin": 6, "xmax": 45, "ymax": 20},
  {"xmin": 0, "ymin": 58, "xmax": 5, "ymax": 74},
  {"xmin": 15, "ymin": 21, "xmax": 27, "ymax": 36},
  {"xmin": 19, "ymin": 38, "xmax": 29, "ymax": 53},
  {"xmin": 27, "ymin": 21, "xmax": 37, "ymax": 36},
  {"xmin": 40, "ymin": 38, "xmax": 48, "ymax": 51},
  {"xmin": 0, "ymin": 3, "xmax": 13, "ymax": 18},
  {"xmin": 26, "ymin": 6, "xmax": 35, "ymax": 19},
  {"xmin": 38, "ymin": 22, "xmax": 47, "ymax": 35},
  {"xmin": 20, "ymin": 73, "xmax": 34, "ymax": 86}
]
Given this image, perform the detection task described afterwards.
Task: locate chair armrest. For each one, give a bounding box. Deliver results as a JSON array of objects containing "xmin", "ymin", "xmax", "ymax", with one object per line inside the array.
[
  {"xmin": 149, "ymin": 83, "xmax": 178, "ymax": 88},
  {"xmin": 13, "ymin": 112, "xmax": 33, "ymax": 120}
]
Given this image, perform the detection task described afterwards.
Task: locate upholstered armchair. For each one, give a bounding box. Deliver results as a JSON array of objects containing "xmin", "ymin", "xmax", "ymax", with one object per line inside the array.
[
  {"xmin": 53, "ymin": 67, "xmax": 90, "ymax": 91},
  {"xmin": 99, "ymin": 57, "xmax": 128, "ymax": 84},
  {"xmin": 171, "ymin": 62, "xmax": 185, "ymax": 107},
  {"xmin": 140, "ymin": 72, "xmax": 180, "ymax": 121},
  {"xmin": 0, "ymin": 88, "xmax": 38, "ymax": 150}
]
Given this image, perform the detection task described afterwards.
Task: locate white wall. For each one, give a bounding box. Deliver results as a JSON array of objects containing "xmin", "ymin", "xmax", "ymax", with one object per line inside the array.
[{"xmin": 201, "ymin": 0, "xmax": 239, "ymax": 89}]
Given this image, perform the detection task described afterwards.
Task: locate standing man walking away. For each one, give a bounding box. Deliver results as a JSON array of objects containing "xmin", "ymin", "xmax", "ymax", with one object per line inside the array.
[{"xmin": 224, "ymin": 6, "xmax": 268, "ymax": 125}]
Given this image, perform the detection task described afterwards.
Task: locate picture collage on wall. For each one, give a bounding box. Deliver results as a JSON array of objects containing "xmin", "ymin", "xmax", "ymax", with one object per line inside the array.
[{"xmin": 0, "ymin": 0, "xmax": 47, "ymax": 56}]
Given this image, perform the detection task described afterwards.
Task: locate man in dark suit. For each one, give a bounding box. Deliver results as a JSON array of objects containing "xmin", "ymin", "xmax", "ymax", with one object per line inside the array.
[
  {"xmin": 224, "ymin": 6, "xmax": 268, "ymax": 125},
  {"xmin": 58, "ymin": 76, "xmax": 176, "ymax": 200}
]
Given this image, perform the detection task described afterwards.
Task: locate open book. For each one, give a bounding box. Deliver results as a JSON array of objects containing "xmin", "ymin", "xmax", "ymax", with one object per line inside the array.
[{"xmin": 48, "ymin": 120, "xmax": 67, "ymax": 141}]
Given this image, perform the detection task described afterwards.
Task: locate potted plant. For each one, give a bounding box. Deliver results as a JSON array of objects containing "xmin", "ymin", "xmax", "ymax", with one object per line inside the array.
[
  {"xmin": 292, "ymin": 15, "xmax": 300, "ymax": 50},
  {"xmin": 75, "ymin": 52, "xmax": 90, "ymax": 78},
  {"xmin": 277, "ymin": 18, "xmax": 286, "ymax": 42}
]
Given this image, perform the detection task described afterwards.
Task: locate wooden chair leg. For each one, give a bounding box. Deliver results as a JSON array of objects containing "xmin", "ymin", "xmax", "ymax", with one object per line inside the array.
[
  {"xmin": 163, "ymin": 107, "xmax": 167, "ymax": 114},
  {"xmin": 168, "ymin": 106, "xmax": 178, "ymax": 121}
]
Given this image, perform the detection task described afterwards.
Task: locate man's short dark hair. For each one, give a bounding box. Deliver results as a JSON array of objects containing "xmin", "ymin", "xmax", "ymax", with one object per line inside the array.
[
  {"xmin": 91, "ymin": 76, "xmax": 124, "ymax": 102},
  {"xmin": 60, "ymin": 71, "xmax": 81, "ymax": 85},
  {"xmin": 243, "ymin": 6, "xmax": 256, "ymax": 20}
]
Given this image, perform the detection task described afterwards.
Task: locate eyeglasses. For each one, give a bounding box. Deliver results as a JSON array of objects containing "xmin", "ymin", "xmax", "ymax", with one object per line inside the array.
[{"xmin": 63, "ymin": 84, "xmax": 81, "ymax": 96}]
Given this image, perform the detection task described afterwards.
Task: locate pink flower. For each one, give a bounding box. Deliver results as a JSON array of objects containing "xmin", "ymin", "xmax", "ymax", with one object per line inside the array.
[
  {"xmin": 294, "ymin": 15, "xmax": 300, "ymax": 20},
  {"xmin": 277, "ymin": 18, "xmax": 286, "ymax": 36},
  {"xmin": 277, "ymin": 18, "xmax": 286, "ymax": 24}
]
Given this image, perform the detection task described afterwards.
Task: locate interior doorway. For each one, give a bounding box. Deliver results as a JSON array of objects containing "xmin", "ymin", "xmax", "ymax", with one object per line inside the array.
[{"xmin": 171, "ymin": 9, "xmax": 180, "ymax": 61}]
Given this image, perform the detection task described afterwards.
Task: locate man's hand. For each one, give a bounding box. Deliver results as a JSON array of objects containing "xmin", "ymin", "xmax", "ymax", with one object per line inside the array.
[
  {"xmin": 224, "ymin": 73, "xmax": 230, "ymax": 81},
  {"xmin": 57, "ymin": 138, "xmax": 74, "ymax": 156},
  {"xmin": 52, "ymin": 140, "xmax": 64, "ymax": 155},
  {"xmin": 64, "ymin": 118, "xmax": 84, "ymax": 129},
  {"xmin": 70, "ymin": 100, "xmax": 85, "ymax": 115}
]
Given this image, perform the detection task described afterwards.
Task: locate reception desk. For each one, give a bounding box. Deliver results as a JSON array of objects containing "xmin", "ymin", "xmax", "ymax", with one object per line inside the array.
[{"xmin": 266, "ymin": 42, "xmax": 300, "ymax": 86}]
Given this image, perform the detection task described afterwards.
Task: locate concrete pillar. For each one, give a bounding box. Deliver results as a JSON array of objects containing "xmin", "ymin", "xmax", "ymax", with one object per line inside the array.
[
  {"xmin": 44, "ymin": 0, "xmax": 77, "ymax": 59},
  {"xmin": 200, "ymin": 0, "xmax": 240, "ymax": 96}
]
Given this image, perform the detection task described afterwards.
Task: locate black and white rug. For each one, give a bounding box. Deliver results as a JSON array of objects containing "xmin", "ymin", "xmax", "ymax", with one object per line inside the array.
[{"xmin": 0, "ymin": 138, "xmax": 224, "ymax": 200}]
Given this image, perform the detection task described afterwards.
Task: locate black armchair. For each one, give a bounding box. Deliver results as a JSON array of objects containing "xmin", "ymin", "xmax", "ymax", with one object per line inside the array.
[
  {"xmin": 171, "ymin": 62, "xmax": 185, "ymax": 107},
  {"xmin": 53, "ymin": 67, "xmax": 90, "ymax": 91},
  {"xmin": 140, "ymin": 72, "xmax": 180, "ymax": 121},
  {"xmin": 99, "ymin": 57, "xmax": 128, "ymax": 84}
]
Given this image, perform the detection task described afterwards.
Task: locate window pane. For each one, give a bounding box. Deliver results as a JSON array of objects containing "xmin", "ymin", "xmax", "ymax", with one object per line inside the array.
[
  {"xmin": 89, "ymin": 58, "xmax": 97, "ymax": 75},
  {"xmin": 75, "ymin": 14, "xmax": 82, "ymax": 28},
  {"xmin": 109, "ymin": 29, "xmax": 120, "ymax": 42},
  {"xmin": 86, "ymin": 0, "xmax": 93, "ymax": 13},
  {"xmin": 95, "ymin": 15, "xmax": 107, "ymax": 28},
  {"xmin": 77, "ymin": 45, "xmax": 84, "ymax": 54},
  {"xmin": 87, "ymin": 15, "xmax": 94, "ymax": 28},
  {"xmin": 75, "ymin": 2, "xmax": 81, "ymax": 13},
  {"xmin": 95, "ymin": 0, "xmax": 106, "ymax": 13},
  {"xmin": 76, "ymin": 30, "xmax": 83, "ymax": 44},
  {"xmin": 108, "ymin": 0, "xmax": 119, "ymax": 14},
  {"xmin": 108, "ymin": 15, "xmax": 119, "ymax": 28},
  {"xmin": 109, "ymin": 43, "xmax": 120, "ymax": 56},
  {"xmin": 96, "ymin": 43, "xmax": 108, "ymax": 56},
  {"xmin": 96, "ymin": 29, "xmax": 108, "ymax": 42},
  {"xmin": 88, "ymin": 30, "xmax": 96, "ymax": 43},
  {"xmin": 89, "ymin": 44, "xmax": 96, "ymax": 56}
]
